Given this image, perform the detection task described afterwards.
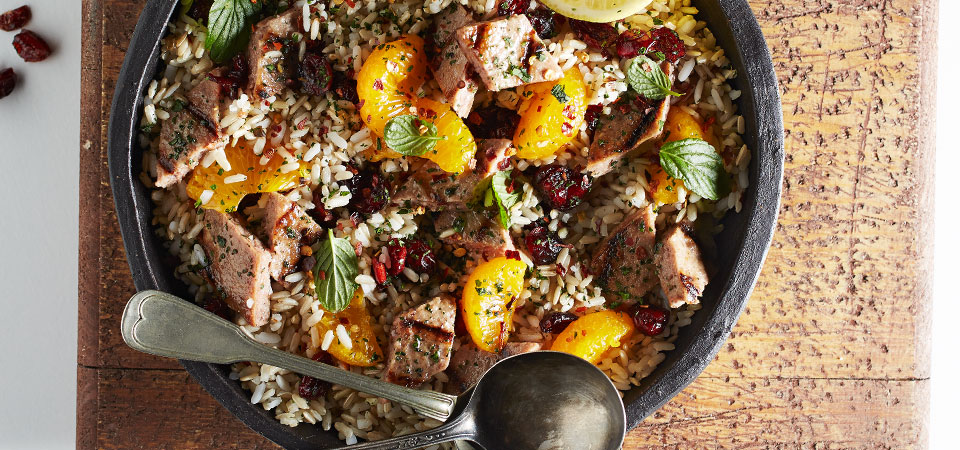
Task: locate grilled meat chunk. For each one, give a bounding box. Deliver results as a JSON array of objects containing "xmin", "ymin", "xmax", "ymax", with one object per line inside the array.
[
  {"xmin": 391, "ymin": 139, "xmax": 512, "ymax": 210},
  {"xmin": 445, "ymin": 341, "xmax": 541, "ymax": 394},
  {"xmin": 155, "ymin": 108, "xmax": 225, "ymax": 188},
  {"xmin": 246, "ymin": 8, "xmax": 300, "ymax": 101},
  {"xmin": 655, "ymin": 225, "xmax": 708, "ymax": 308},
  {"xmin": 455, "ymin": 14, "xmax": 562, "ymax": 91},
  {"xmin": 255, "ymin": 192, "xmax": 323, "ymax": 280},
  {"xmin": 591, "ymin": 204, "xmax": 658, "ymax": 302},
  {"xmin": 430, "ymin": 4, "xmax": 479, "ymax": 117},
  {"xmin": 186, "ymin": 67, "xmax": 229, "ymax": 127},
  {"xmin": 433, "ymin": 208, "xmax": 515, "ymax": 260},
  {"xmin": 198, "ymin": 209, "xmax": 273, "ymax": 327},
  {"xmin": 385, "ymin": 296, "xmax": 457, "ymax": 386},
  {"xmin": 585, "ymin": 62, "xmax": 674, "ymax": 177}
]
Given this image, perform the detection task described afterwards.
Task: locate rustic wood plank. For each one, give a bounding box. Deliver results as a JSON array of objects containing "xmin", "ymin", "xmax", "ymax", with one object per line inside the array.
[{"xmin": 78, "ymin": 0, "xmax": 935, "ymax": 447}]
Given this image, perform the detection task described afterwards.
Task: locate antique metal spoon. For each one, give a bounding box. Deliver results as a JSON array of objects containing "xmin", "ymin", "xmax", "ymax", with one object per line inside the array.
[{"xmin": 121, "ymin": 290, "xmax": 625, "ymax": 449}]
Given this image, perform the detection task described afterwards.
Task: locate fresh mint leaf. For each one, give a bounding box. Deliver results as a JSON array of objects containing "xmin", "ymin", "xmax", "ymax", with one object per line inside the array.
[
  {"xmin": 312, "ymin": 230, "xmax": 359, "ymax": 313},
  {"xmin": 490, "ymin": 170, "xmax": 520, "ymax": 228},
  {"xmin": 383, "ymin": 114, "xmax": 445, "ymax": 156},
  {"xmin": 658, "ymin": 138, "xmax": 728, "ymax": 201},
  {"xmin": 550, "ymin": 84, "xmax": 570, "ymax": 103},
  {"xmin": 205, "ymin": 0, "xmax": 261, "ymax": 63},
  {"xmin": 627, "ymin": 56, "xmax": 680, "ymax": 100}
]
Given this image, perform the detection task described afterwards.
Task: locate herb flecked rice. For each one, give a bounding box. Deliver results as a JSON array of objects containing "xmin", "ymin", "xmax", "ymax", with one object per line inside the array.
[{"xmin": 139, "ymin": 0, "xmax": 749, "ymax": 446}]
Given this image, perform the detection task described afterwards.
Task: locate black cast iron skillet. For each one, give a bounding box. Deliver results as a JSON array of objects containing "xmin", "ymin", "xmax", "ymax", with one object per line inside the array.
[{"xmin": 107, "ymin": 1, "xmax": 783, "ymax": 447}]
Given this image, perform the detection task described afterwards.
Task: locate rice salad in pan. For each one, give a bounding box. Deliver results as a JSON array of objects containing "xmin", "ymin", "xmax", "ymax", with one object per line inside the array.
[{"xmin": 139, "ymin": 0, "xmax": 749, "ymax": 445}]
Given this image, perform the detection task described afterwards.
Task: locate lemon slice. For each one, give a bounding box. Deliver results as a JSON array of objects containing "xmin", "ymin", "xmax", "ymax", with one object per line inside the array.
[{"xmin": 538, "ymin": 0, "xmax": 651, "ymax": 23}]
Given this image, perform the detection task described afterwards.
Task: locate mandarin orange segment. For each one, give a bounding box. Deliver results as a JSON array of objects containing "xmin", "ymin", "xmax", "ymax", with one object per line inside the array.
[
  {"xmin": 414, "ymin": 98, "xmax": 476, "ymax": 173},
  {"xmin": 314, "ymin": 288, "xmax": 384, "ymax": 367},
  {"xmin": 663, "ymin": 107, "xmax": 720, "ymax": 150},
  {"xmin": 514, "ymin": 67, "xmax": 588, "ymax": 159},
  {"xmin": 356, "ymin": 35, "xmax": 429, "ymax": 136},
  {"xmin": 461, "ymin": 257, "xmax": 527, "ymax": 352},
  {"xmin": 647, "ymin": 162, "xmax": 682, "ymax": 205},
  {"xmin": 186, "ymin": 140, "xmax": 301, "ymax": 213},
  {"xmin": 549, "ymin": 310, "xmax": 635, "ymax": 364}
]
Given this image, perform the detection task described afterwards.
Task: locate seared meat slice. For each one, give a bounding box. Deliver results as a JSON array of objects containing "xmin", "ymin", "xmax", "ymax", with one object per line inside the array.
[
  {"xmin": 198, "ymin": 209, "xmax": 273, "ymax": 327},
  {"xmin": 391, "ymin": 139, "xmax": 512, "ymax": 210},
  {"xmin": 430, "ymin": 4, "xmax": 479, "ymax": 117},
  {"xmin": 246, "ymin": 8, "xmax": 300, "ymax": 101},
  {"xmin": 591, "ymin": 204, "xmax": 658, "ymax": 302},
  {"xmin": 186, "ymin": 67, "xmax": 229, "ymax": 127},
  {"xmin": 385, "ymin": 296, "xmax": 457, "ymax": 386},
  {"xmin": 655, "ymin": 225, "xmax": 708, "ymax": 308},
  {"xmin": 445, "ymin": 341, "xmax": 541, "ymax": 394},
  {"xmin": 155, "ymin": 108, "xmax": 225, "ymax": 188},
  {"xmin": 455, "ymin": 14, "xmax": 562, "ymax": 91},
  {"xmin": 433, "ymin": 209, "xmax": 515, "ymax": 260},
  {"xmin": 255, "ymin": 192, "xmax": 323, "ymax": 280},
  {"xmin": 585, "ymin": 61, "xmax": 674, "ymax": 177}
]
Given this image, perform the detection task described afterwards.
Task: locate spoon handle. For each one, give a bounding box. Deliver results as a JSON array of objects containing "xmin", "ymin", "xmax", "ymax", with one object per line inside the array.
[
  {"xmin": 339, "ymin": 414, "xmax": 475, "ymax": 450},
  {"xmin": 120, "ymin": 290, "xmax": 458, "ymax": 421}
]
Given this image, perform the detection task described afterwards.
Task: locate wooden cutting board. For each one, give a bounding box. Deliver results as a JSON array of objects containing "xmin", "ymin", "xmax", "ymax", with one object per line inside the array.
[{"xmin": 78, "ymin": 0, "xmax": 935, "ymax": 448}]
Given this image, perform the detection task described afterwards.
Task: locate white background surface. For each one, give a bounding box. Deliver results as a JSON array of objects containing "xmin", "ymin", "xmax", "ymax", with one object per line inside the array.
[
  {"xmin": 0, "ymin": 1, "xmax": 952, "ymax": 449},
  {"xmin": 0, "ymin": 1, "xmax": 80, "ymax": 448}
]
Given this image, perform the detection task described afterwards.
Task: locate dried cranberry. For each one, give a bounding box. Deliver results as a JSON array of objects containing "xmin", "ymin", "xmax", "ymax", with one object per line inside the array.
[
  {"xmin": 12, "ymin": 30, "xmax": 51, "ymax": 62},
  {"xmin": 308, "ymin": 191, "xmax": 338, "ymax": 227},
  {"xmin": 185, "ymin": 0, "xmax": 212, "ymax": 23},
  {"xmin": 299, "ymin": 353, "xmax": 335, "ymax": 400},
  {"xmin": 539, "ymin": 311, "xmax": 579, "ymax": 334},
  {"xmin": 584, "ymin": 104, "xmax": 603, "ymax": 134},
  {"xmin": 0, "ymin": 68, "xmax": 15, "ymax": 99},
  {"xmin": 505, "ymin": 250, "xmax": 521, "ymax": 261},
  {"xmin": 343, "ymin": 165, "xmax": 390, "ymax": 214},
  {"xmin": 527, "ymin": 7, "xmax": 564, "ymax": 39},
  {"xmin": 202, "ymin": 295, "xmax": 231, "ymax": 320},
  {"xmin": 0, "ymin": 5, "xmax": 30, "ymax": 31},
  {"xmin": 331, "ymin": 70, "xmax": 359, "ymax": 104},
  {"xmin": 497, "ymin": 0, "xmax": 530, "ymax": 16},
  {"xmin": 568, "ymin": 19, "xmax": 618, "ymax": 57},
  {"xmin": 405, "ymin": 239, "xmax": 436, "ymax": 274},
  {"xmin": 465, "ymin": 105, "xmax": 520, "ymax": 140},
  {"xmin": 631, "ymin": 305, "xmax": 668, "ymax": 336},
  {"xmin": 299, "ymin": 52, "xmax": 333, "ymax": 96},
  {"xmin": 619, "ymin": 27, "xmax": 686, "ymax": 63},
  {"xmin": 386, "ymin": 239, "xmax": 407, "ymax": 276},
  {"xmin": 525, "ymin": 225, "xmax": 566, "ymax": 265},
  {"xmin": 532, "ymin": 165, "xmax": 593, "ymax": 211},
  {"xmin": 373, "ymin": 261, "xmax": 388, "ymax": 285}
]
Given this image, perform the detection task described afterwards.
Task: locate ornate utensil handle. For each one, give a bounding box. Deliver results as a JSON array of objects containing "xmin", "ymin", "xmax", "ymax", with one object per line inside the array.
[{"xmin": 120, "ymin": 290, "xmax": 458, "ymax": 421}]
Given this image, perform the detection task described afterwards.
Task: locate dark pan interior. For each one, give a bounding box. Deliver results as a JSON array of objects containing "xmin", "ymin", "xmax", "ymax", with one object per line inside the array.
[{"xmin": 107, "ymin": 0, "xmax": 783, "ymax": 448}]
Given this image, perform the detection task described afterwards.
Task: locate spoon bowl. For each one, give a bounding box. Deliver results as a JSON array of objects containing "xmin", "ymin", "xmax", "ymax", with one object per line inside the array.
[{"xmin": 343, "ymin": 351, "xmax": 625, "ymax": 450}]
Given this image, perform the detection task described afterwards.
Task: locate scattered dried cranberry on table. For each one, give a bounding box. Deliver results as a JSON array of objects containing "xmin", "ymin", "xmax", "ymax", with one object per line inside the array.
[
  {"xmin": 532, "ymin": 164, "xmax": 593, "ymax": 211},
  {"xmin": 631, "ymin": 305, "xmax": 669, "ymax": 336},
  {"xmin": 0, "ymin": 5, "xmax": 30, "ymax": 31},
  {"xmin": 0, "ymin": 68, "xmax": 15, "ymax": 99},
  {"xmin": 13, "ymin": 29, "xmax": 51, "ymax": 62}
]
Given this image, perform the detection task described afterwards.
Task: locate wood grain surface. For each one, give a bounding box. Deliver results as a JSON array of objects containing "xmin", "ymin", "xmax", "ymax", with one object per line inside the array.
[{"xmin": 77, "ymin": 0, "xmax": 936, "ymax": 448}]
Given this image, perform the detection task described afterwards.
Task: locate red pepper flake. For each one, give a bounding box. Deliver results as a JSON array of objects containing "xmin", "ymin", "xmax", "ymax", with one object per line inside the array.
[
  {"xmin": 563, "ymin": 105, "xmax": 576, "ymax": 120},
  {"xmin": 317, "ymin": 269, "xmax": 327, "ymax": 280},
  {"xmin": 372, "ymin": 79, "xmax": 384, "ymax": 91},
  {"xmin": 297, "ymin": 117, "xmax": 309, "ymax": 130},
  {"xmin": 556, "ymin": 263, "xmax": 567, "ymax": 277},
  {"xmin": 561, "ymin": 122, "xmax": 573, "ymax": 136},
  {"xmin": 419, "ymin": 108, "xmax": 437, "ymax": 120},
  {"xmin": 576, "ymin": 307, "xmax": 586, "ymax": 313},
  {"xmin": 272, "ymin": 41, "xmax": 283, "ymax": 50},
  {"xmin": 354, "ymin": 241, "xmax": 363, "ymax": 257},
  {"xmin": 702, "ymin": 115, "xmax": 716, "ymax": 132},
  {"xmin": 261, "ymin": 148, "xmax": 277, "ymax": 160},
  {"xmin": 373, "ymin": 261, "xmax": 387, "ymax": 284},
  {"xmin": 344, "ymin": 0, "xmax": 356, "ymax": 7},
  {"xmin": 505, "ymin": 250, "xmax": 521, "ymax": 261}
]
